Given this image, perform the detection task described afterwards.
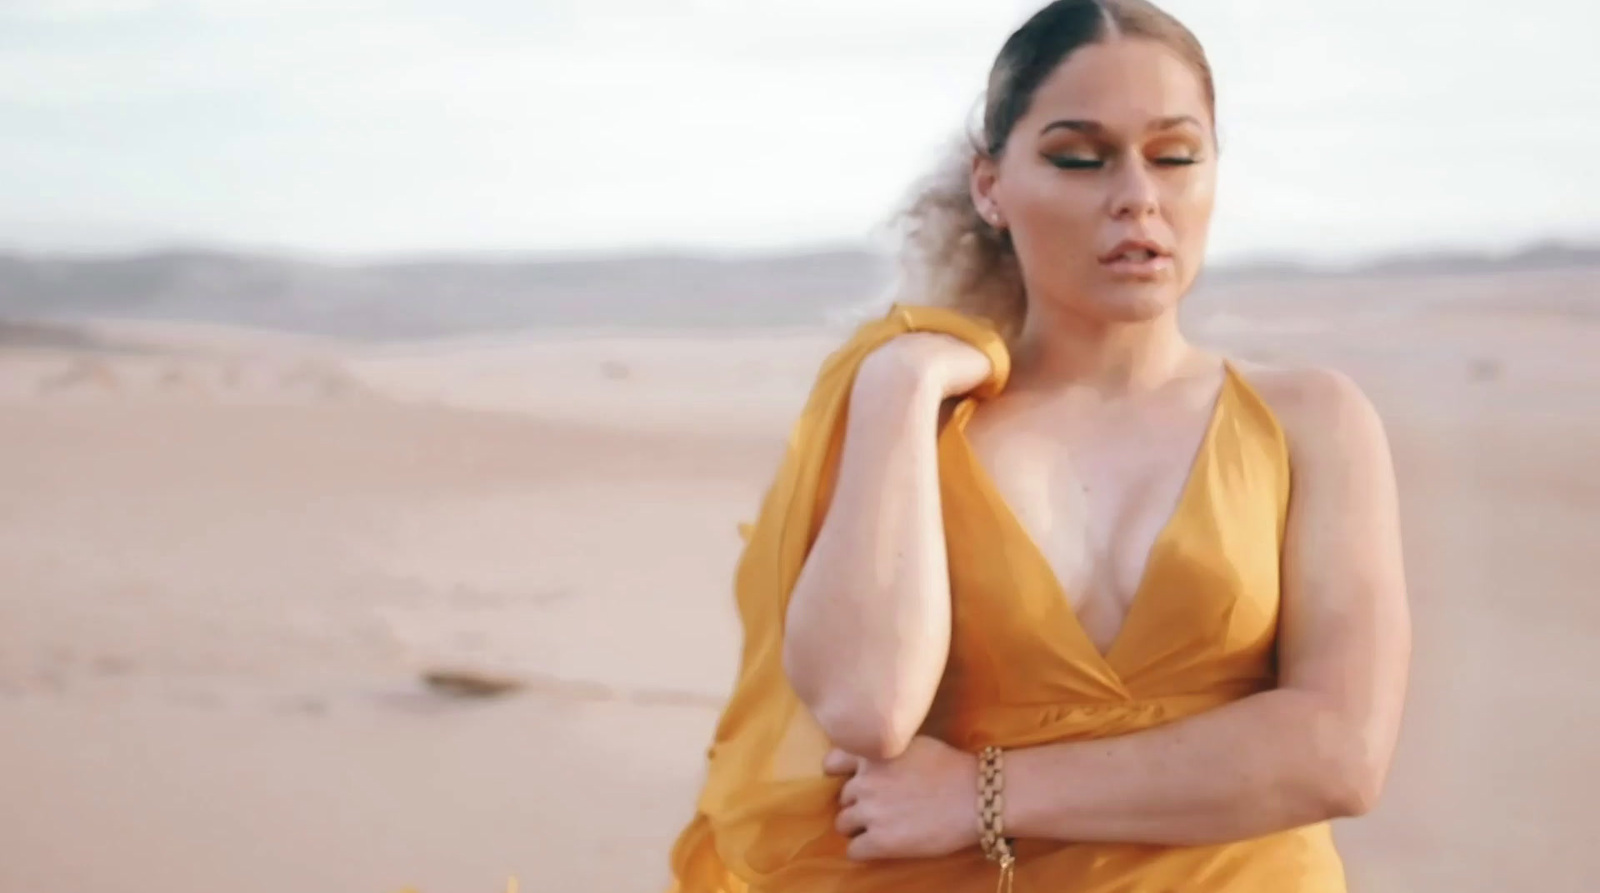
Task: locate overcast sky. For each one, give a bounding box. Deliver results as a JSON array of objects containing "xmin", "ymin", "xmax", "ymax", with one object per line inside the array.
[{"xmin": 3, "ymin": 0, "xmax": 1597, "ymax": 261}]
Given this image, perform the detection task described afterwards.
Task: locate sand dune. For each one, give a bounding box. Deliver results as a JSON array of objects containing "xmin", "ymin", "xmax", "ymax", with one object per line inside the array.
[{"xmin": 2, "ymin": 268, "xmax": 1598, "ymax": 892}]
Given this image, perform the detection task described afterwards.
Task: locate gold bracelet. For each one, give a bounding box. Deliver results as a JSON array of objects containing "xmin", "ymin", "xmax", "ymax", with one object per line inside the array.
[{"xmin": 977, "ymin": 746, "xmax": 1016, "ymax": 893}]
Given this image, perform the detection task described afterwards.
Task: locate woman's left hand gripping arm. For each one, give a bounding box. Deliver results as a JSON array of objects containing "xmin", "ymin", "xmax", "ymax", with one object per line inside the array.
[{"xmin": 825, "ymin": 367, "xmax": 1412, "ymax": 856}]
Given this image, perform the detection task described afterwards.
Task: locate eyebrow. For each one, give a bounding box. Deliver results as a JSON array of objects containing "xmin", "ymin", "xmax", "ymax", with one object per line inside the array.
[{"xmin": 1040, "ymin": 115, "xmax": 1204, "ymax": 136}]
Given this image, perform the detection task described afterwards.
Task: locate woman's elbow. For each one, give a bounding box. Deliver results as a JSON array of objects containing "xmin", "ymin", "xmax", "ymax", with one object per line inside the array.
[
  {"xmin": 1325, "ymin": 756, "xmax": 1388, "ymax": 819},
  {"xmin": 1315, "ymin": 726, "xmax": 1391, "ymax": 819},
  {"xmin": 809, "ymin": 697, "xmax": 918, "ymax": 760},
  {"xmin": 782, "ymin": 616, "xmax": 941, "ymax": 760},
  {"xmin": 1288, "ymin": 698, "xmax": 1390, "ymax": 820},
  {"xmin": 783, "ymin": 653, "xmax": 919, "ymax": 759}
]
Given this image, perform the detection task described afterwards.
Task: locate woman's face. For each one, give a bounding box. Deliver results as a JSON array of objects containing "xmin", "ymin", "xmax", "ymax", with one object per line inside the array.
[{"xmin": 973, "ymin": 38, "xmax": 1217, "ymax": 325}]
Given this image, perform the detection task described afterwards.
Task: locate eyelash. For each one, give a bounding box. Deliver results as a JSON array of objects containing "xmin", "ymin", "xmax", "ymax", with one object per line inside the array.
[{"xmin": 1049, "ymin": 157, "xmax": 1199, "ymax": 170}]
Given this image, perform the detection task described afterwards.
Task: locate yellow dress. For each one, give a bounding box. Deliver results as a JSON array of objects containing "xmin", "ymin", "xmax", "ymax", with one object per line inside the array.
[{"xmin": 666, "ymin": 303, "xmax": 1347, "ymax": 892}]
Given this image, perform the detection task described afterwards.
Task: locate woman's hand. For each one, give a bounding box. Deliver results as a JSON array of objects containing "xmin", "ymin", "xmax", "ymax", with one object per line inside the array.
[
  {"xmin": 823, "ymin": 736, "xmax": 980, "ymax": 860},
  {"xmin": 856, "ymin": 332, "xmax": 995, "ymax": 402}
]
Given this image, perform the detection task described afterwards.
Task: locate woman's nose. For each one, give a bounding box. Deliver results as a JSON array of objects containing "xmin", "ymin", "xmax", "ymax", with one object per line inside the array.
[{"xmin": 1108, "ymin": 161, "xmax": 1160, "ymax": 219}]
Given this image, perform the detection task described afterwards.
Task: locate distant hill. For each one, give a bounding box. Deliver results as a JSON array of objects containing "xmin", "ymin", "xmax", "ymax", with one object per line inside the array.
[
  {"xmin": 2, "ymin": 240, "xmax": 1596, "ymax": 340},
  {"xmin": 1207, "ymin": 240, "xmax": 1600, "ymax": 282},
  {"xmin": 0, "ymin": 248, "xmax": 894, "ymax": 339}
]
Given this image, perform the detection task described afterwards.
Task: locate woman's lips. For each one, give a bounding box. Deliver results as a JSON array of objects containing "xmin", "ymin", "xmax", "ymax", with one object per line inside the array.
[{"xmin": 1100, "ymin": 250, "xmax": 1173, "ymax": 279}]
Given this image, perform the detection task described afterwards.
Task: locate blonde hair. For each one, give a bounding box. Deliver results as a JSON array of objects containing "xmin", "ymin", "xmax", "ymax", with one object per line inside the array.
[
  {"xmin": 876, "ymin": 0, "xmax": 1215, "ymax": 347},
  {"xmin": 880, "ymin": 131, "xmax": 1027, "ymax": 344}
]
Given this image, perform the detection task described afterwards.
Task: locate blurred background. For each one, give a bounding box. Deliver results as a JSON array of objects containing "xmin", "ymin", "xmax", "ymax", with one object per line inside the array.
[{"xmin": 1, "ymin": 1, "xmax": 1596, "ymax": 891}]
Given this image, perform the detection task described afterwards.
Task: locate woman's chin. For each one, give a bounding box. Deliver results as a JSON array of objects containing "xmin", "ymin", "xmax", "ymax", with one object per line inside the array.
[{"xmin": 1081, "ymin": 284, "xmax": 1180, "ymax": 323}]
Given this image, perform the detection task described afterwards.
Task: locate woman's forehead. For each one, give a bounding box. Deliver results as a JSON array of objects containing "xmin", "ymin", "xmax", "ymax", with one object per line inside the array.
[{"xmin": 1020, "ymin": 39, "xmax": 1212, "ymax": 134}]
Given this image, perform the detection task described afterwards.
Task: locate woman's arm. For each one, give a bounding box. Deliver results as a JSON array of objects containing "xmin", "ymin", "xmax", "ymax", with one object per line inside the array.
[
  {"xmin": 783, "ymin": 334, "xmax": 992, "ymax": 760},
  {"xmin": 998, "ymin": 366, "xmax": 1412, "ymax": 845}
]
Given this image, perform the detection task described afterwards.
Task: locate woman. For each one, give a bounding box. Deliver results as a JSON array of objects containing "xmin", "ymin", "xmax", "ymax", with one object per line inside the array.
[{"xmin": 667, "ymin": 1, "xmax": 1411, "ymax": 891}]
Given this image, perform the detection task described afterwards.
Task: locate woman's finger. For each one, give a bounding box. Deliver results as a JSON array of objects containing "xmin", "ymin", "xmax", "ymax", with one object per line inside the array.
[
  {"xmin": 835, "ymin": 803, "xmax": 867, "ymax": 837},
  {"xmin": 846, "ymin": 829, "xmax": 881, "ymax": 861},
  {"xmin": 821, "ymin": 748, "xmax": 859, "ymax": 776},
  {"xmin": 838, "ymin": 772, "xmax": 861, "ymax": 807}
]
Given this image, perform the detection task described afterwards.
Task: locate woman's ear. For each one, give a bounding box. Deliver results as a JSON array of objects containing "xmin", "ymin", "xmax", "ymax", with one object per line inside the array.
[{"xmin": 969, "ymin": 151, "xmax": 1005, "ymax": 229}]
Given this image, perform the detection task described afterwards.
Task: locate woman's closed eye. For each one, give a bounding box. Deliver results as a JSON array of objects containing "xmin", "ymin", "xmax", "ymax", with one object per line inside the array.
[
  {"xmin": 1048, "ymin": 155, "xmax": 1104, "ymax": 169},
  {"xmin": 1046, "ymin": 154, "xmax": 1203, "ymax": 170}
]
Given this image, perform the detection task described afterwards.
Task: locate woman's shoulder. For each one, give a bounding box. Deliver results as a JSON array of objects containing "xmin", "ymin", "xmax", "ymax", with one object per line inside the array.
[
  {"xmin": 1229, "ymin": 357, "xmax": 1377, "ymax": 425},
  {"xmin": 1227, "ymin": 356, "xmax": 1391, "ymax": 470}
]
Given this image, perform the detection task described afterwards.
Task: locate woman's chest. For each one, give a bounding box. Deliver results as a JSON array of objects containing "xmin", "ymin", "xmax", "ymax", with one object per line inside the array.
[{"xmin": 961, "ymin": 391, "xmax": 1218, "ymax": 628}]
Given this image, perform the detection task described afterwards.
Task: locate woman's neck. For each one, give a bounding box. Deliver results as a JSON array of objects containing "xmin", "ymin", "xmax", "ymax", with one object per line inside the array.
[{"xmin": 1009, "ymin": 303, "xmax": 1200, "ymax": 397}]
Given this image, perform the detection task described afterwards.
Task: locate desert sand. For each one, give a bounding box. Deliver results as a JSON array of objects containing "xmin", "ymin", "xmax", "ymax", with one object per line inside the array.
[{"xmin": 2, "ymin": 266, "xmax": 1598, "ymax": 892}]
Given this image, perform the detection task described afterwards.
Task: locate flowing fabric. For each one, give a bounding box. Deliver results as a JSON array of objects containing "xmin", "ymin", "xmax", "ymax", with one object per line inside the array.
[{"xmin": 665, "ymin": 303, "xmax": 1346, "ymax": 892}]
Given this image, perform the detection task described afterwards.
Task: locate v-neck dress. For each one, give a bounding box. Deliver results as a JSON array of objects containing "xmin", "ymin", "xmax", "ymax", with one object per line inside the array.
[{"xmin": 665, "ymin": 304, "xmax": 1347, "ymax": 893}]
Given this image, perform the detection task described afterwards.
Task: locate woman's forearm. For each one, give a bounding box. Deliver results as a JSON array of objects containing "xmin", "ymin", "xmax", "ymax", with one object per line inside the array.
[
  {"xmin": 783, "ymin": 365, "xmax": 952, "ymax": 760},
  {"xmin": 1003, "ymin": 688, "xmax": 1380, "ymax": 846}
]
